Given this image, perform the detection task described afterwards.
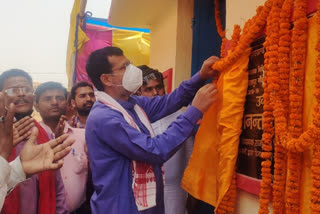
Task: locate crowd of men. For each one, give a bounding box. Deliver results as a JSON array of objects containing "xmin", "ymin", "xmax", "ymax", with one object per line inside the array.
[{"xmin": 0, "ymin": 46, "xmax": 219, "ymax": 214}]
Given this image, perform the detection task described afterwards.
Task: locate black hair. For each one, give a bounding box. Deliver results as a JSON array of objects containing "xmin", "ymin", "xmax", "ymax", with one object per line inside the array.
[
  {"xmin": 70, "ymin": 81, "xmax": 94, "ymax": 100},
  {"xmin": 34, "ymin": 81, "xmax": 68, "ymax": 103},
  {"xmin": 137, "ymin": 65, "xmax": 164, "ymax": 86},
  {"xmin": 86, "ymin": 46, "xmax": 123, "ymax": 91},
  {"xmin": 0, "ymin": 69, "xmax": 33, "ymax": 90}
]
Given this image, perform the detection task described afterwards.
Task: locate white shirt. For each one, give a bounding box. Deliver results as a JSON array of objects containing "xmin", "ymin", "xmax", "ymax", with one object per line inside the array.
[
  {"xmin": 152, "ymin": 110, "xmax": 194, "ymax": 214},
  {"xmin": 0, "ymin": 156, "xmax": 26, "ymax": 211}
]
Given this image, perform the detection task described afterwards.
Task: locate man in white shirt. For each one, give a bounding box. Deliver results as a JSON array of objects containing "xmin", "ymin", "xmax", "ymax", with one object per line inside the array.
[
  {"xmin": 0, "ymin": 91, "xmax": 75, "ymax": 211},
  {"xmin": 136, "ymin": 65, "xmax": 195, "ymax": 214}
]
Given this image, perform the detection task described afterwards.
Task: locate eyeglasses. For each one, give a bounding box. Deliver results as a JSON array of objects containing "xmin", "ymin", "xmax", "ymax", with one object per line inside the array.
[
  {"xmin": 111, "ymin": 61, "xmax": 131, "ymax": 73},
  {"xmin": 143, "ymin": 73, "xmax": 163, "ymax": 84},
  {"xmin": 4, "ymin": 86, "xmax": 33, "ymax": 96}
]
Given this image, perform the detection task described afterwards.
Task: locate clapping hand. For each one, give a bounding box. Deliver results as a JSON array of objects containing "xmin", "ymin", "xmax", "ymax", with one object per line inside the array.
[
  {"xmin": 0, "ymin": 92, "xmax": 15, "ymax": 160},
  {"xmin": 54, "ymin": 115, "xmax": 67, "ymax": 138},
  {"xmin": 68, "ymin": 115, "xmax": 81, "ymax": 128},
  {"xmin": 13, "ymin": 116, "xmax": 35, "ymax": 146},
  {"xmin": 20, "ymin": 127, "xmax": 75, "ymax": 176}
]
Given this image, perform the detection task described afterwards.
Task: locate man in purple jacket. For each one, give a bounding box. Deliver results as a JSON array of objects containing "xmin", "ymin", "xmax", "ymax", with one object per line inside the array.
[{"xmin": 85, "ymin": 46, "xmax": 219, "ymax": 214}]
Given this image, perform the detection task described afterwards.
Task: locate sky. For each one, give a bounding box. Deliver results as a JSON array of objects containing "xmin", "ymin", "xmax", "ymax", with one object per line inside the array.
[{"xmin": 0, "ymin": 0, "xmax": 111, "ymax": 87}]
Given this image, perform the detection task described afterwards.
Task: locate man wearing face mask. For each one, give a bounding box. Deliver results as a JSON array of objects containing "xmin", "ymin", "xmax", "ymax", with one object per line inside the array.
[{"xmin": 85, "ymin": 46, "xmax": 220, "ymax": 214}]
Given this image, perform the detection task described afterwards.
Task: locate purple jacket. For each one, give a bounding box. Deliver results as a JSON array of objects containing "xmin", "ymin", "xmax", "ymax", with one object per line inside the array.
[{"xmin": 86, "ymin": 72, "xmax": 204, "ymax": 214}]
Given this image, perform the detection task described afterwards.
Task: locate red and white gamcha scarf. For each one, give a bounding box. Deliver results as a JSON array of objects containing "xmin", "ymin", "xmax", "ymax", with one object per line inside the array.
[{"xmin": 96, "ymin": 91, "xmax": 159, "ymax": 211}]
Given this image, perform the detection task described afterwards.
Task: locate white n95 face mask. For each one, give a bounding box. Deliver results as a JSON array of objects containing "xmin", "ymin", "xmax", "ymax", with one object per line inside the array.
[{"xmin": 122, "ymin": 64, "xmax": 143, "ymax": 93}]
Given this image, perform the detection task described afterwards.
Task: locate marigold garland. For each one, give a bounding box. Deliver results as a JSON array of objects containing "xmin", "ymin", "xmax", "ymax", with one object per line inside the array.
[
  {"xmin": 284, "ymin": 1, "xmax": 307, "ymax": 213},
  {"xmin": 270, "ymin": 0, "xmax": 293, "ymax": 213},
  {"xmin": 262, "ymin": 1, "xmax": 288, "ymax": 214},
  {"xmin": 212, "ymin": 0, "xmax": 272, "ymax": 72},
  {"xmin": 258, "ymin": 2, "xmax": 278, "ymax": 213},
  {"xmin": 215, "ymin": 172, "xmax": 237, "ymax": 214},
  {"xmin": 212, "ymin": 0, "xmax": 320, "ymax": 213},
  {"xmin": 220, "ymin": 37, "xmax": 228, "ymax": 57},
  {"xmin": 311, "ymin": 1, "xmax": 320, "ymax": 213},
  {"xmin": 214, "ymin": 0, "xmax": 225, "ymax": 38},
  {"xmin": 230, "ymin": 25, "xmax": 241, "ymax": 52}
]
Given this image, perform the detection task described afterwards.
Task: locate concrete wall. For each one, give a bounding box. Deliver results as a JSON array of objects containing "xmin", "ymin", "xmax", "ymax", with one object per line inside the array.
[
  {"xmin": 149, "ymin": 0, "xmax": 193, "ymax": 89},
  {"xmin": 173, "ymin": 0, "xmax": 193, "ymax": 88},
  {"xmin": 226, "ymin": 0, "xmax": 266, "ymax": 39},
  {"xmin": 149, "ymin": 1, "xmax": 178, "ymax": 79}
]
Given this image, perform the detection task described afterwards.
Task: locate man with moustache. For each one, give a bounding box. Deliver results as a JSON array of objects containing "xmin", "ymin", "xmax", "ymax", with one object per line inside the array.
[
  {"xmin": 85, "ymin": 46, "xmax": 219, "ymax": 214},
  {"xmin": 34, "ymin": 82, "xmax": 89, "ymax": 213},
  {"xmin": 0, "ymin": 90, "xmax": 75, "ymax": 212},
  {"xmin": 69, "ymin": 81, "xmax": 96, "ymax": 128},
  {"xmin": 68, "ymin": 81, "xmax": 96, "ymax": 214},
  {"xmin": 0, "ymin": 69, "xmax": 68, "ymax": 214}
]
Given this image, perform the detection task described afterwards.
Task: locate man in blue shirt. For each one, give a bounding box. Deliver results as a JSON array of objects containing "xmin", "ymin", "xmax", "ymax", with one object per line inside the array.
[{"xmin": 85, "ymin": 46, "xmax": 219, "ymax": 214}]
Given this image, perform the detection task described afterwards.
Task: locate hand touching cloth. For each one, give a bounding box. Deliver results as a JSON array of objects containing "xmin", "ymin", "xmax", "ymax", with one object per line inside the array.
[{"xmin": 182, "ymin": 48, "xmax": 251, "ymax": 210}]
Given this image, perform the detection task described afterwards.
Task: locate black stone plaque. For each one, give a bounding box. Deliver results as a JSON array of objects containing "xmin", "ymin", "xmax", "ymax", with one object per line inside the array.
[{"xmin": 237, "ymin": 37, "xmax": 267, "ymax": 179}]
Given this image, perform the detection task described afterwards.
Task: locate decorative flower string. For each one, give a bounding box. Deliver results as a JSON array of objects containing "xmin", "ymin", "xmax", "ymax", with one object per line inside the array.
[
  {"xmin": 271, "ymin": 0, "xmax": 293, "ymax": 213},
  {"xmin": 311, "ymin": 1, "xmax": 320, "ymax": 212},
  {"xmin": 216, "ymin": 172, "xmax": 237, "ymax": 214},
  {"xmin": 214, "ymin": 0, "xmax": 225, "ymax": 38},
  {"xmin": 212, "ymin": 0, "xmax": 320, "ymax": 213},
  {"xmin": 285, "ymin": 1, "xmax": 307, "ymax": 213},
  {"xmin": 283, "ymin": 1, "xmax": 319, "ymax": 154},
  {"xmin": 230, "ymin": 25, "xmax": 241, "ymax": 52},
  {"xmin": 258, "ymin": 2, "xmax": 276, "ymax": 213},
  {"xmin": 261, "ymin": 0, "xmax": 286, "ymax": 213},
  {"xmin": 212, "ymin": 0, "xmax": 272, "ymax": 72},
  {"xmin": 220, "ymin": 38, "xmax": 228, "ymax": 57}
]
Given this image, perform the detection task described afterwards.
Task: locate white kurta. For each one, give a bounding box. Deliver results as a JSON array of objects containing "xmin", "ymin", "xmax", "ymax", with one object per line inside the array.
[
  {"xmin": 0, "ymin": 156, "xmax": 26, "ymax": 211},
  {"xmin": 152, "ymin": 110, "xmax": 194, "ymax": 214}
]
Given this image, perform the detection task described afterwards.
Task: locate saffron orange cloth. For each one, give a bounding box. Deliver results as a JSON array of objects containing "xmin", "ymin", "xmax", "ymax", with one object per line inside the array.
[
  {"xmin": 181, "ymin": 48, "xmax": 251, "ymax": 207},
  {"xmin": 299, "ymin": 14, "xmax": 317, "ymax": 214}
]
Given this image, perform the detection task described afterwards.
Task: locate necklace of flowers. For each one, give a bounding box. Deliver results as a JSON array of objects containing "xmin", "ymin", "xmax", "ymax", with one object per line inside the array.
[
  {"xmin": 211, "ymin": 0, "xmax": 273, "ymax": 73},
  {"xmin": 262, "ymin": 0, "xmax": 288, "ymax": 213},
  {"xmin": 270, "ymin": 0, "xmax": 293, "ymax": 213},
  {"xmin": 214, "ymin": 0, "xmax": 225, "ymax": 39},
  {"xmin": 284, "ymin": 0, "xmax": 307, "ymax": 213},
  {"xmin": 258, "ymin": 2, "xmax": 277, "ymax": 213},
  {"xmin": 310, "ymin": 1, "xmax": 320, "ymax": 212},
  {"xmin": 211, "ymin": 1, "xmax": 273, "ymax": 212}
]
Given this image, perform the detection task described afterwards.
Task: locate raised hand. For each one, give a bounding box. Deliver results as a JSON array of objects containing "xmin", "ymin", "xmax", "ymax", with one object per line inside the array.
[
  {"xmin": 54, "ymin": 115, "xmax": 67, "ymax": 138},
  {"xmin": 68, "ymin": 115, "xmax": 81, "ymax": 128},
  {"xmin": 0, "ymin": 92, "xmax": 15, "ymax": 160},
  {"xmin": 192, "ymin": 83, "xmax": 218, "ymax": 113},
  {"xmin": 13, "ymin": 116, "xmax": 35, "ymax": 146},
  {"xmin": 20, "ymin": 127, "xmax": 75, "ymax": 176},
  {"xmin": 68, "ymin": 115, "xmax": 76, "ymax": 128},
  {"xmin": 199, "ymin": 56, "xmax": 220, "ymax": 81}
]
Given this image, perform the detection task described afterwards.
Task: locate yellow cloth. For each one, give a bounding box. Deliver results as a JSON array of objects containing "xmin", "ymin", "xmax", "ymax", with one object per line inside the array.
[
  {"xmin": 112, "ymin": 30, "xmax": 150, "ymax": 66},
  {"xmin": 66, "ymin": 0, "xmax": 89, "ymax": 88},
  {"xmin": 299, "ymin": 14, "xmax": 317, "ymax": 214},
  {"xmin": 181, "ymin": 48, "xmax": 251, "ymax": 207}
]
